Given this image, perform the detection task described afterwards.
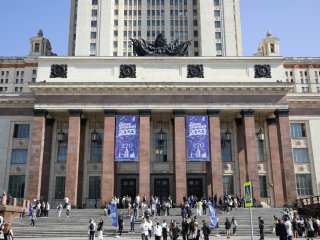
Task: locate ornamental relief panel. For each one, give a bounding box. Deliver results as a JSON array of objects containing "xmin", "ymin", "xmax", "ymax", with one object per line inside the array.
[{"xmin": 294, "ymin": 164, "xmax": 311, "ymax": 173}]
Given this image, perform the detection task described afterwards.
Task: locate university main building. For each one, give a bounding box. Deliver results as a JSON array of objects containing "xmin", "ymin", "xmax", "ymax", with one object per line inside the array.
[{"xmin": 0, "ymin": 0, "xmax": 319, "ymax": 208}]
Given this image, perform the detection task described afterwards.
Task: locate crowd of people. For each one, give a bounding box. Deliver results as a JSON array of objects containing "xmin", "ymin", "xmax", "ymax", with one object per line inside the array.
[{"xmin": 273, "ymin": 208, "xmax": 320, "ymax": 240}]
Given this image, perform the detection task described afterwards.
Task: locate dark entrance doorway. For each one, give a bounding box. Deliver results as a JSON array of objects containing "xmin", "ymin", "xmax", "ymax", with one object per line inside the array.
[
  {"xmin": 154, "ymin": 178, "xmax": 170, "ymax": 201},
  {"xmin": 187, "ymin": 179, "xmax": 203, "ymax": 198},
  {"xmin": 120, "ymin": 179, "xmax": 137, "ymax": 199}
]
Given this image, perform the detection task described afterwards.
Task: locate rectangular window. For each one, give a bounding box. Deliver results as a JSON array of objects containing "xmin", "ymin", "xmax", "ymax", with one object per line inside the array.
[
  {"xmin": 89, "ymin": 176, "xmax": 101, "ymax": 199},
  {"xmin": 293, "ymin": 148, "xmax": 309, "ymax": 163},
  {"xmin": 32, "ymin": 70, "xmax": 37, "ymax": 75},
  {"xmin": 91, "ymin": 21, "xmax": 97, "ymax": 27},
  {"xmin": 221, "ymin": 133, "xmax": 232, "ymax": 162},
  {"xmin": 13, "ymin": 124, "xmax": 30, "ymax": 138},
  {"xmin": 214, "ymin": 21, "xmax": 221, "ymax": 28},
  {"xmin": 92, "ymin": 0, "xmax": 98, "ymax": 5},
  {"xmin": 290, "ymin": 123, "xmax": 306, "ymax": 138},
  {"xmin": 92, "ymin": 9, "xmax": 98, "ymax": 17},
  {"xmin": 259, "ymin": 176, "xmax": 268, "ymax": 198},
  {"xmin": 216, "ymin": 43, "xmax": 222, "ymax": 51},
  {"xmin": 256, "ymin": 137, "xmax": 264, "ymax": 162},
  {"xmin": 90, "ymin": 43, "xmax": 96, "ymax": 51},
  {"xmin": 8, "ymin": 175, "xmax": 25, "ymax": 198},
  {"xmin": 155, "ymin": 129, "xmax": 168, "ymax": 162},
  {"xmin": 91, "ymin": 32, "xmax": 97, "ymax": 39},
  {"xmin": 296, "ymin": 174, "xmax": 313, "ymax": 196},
  {"xmin": 57, "ymin": 133, "xmax": 68, "ymax": 162},
  {"xmin": 90, "ymin": 133, "xmax": 103, "ymax": 162},
  {"xmin": 55, "ymin": 176, "xmax": 66, "ymax": 199},
  {"xmin": 11, "ymin": 149, "xmax": 28, "ymax": 164},
  {"xmin": 215, "ymin": 32, "xmax": 221, "ymax": 39},
  {"xmin": 214, "ymin": 10, "xmax": 220, "ymax": 17},
  {"xmin": 214, "ymin": 0, "xmax": 220, "ymax": 6},
  {"xmin": 223, "ymin": 175, "xmax": 234, "ymax": 196}
]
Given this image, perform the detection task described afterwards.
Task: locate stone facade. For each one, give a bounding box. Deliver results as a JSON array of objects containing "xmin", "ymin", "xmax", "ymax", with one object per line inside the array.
[{"xmin": 0, "ymin": 56, "xmax": 319, "ymax": 208}]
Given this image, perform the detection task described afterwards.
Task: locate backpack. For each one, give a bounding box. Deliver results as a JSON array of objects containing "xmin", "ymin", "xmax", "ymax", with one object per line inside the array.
[{"xmin": 89, "ymin": 223, "xmax": 94, "ymax": 231}]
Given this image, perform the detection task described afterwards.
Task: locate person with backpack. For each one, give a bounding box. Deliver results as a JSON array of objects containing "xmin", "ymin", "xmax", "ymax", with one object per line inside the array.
[
  {"xmin": 231, "ymin": 217, "xmax": 238, "ymax": 235},
  {"xmin": 225, "ymin": 218, "xmax": 231, "ymax": 239},
  {"xmin": 170, "ymin": 221, "xmax": 180, "ymax": 240},
  {"xmin": 202, "ymin": 220, "xmax": 211, "ymax": 240},
  {"xmin": 57, "ymin": 203, "xmax": 63, "ymax": 218},
  {"xmin": 88, "ymin": 219, "xmax": 96, "ymax": 240}
]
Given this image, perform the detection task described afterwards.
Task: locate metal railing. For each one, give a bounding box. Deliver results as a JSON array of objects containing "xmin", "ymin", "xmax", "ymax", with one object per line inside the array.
[{"xmin": 293, "ymin": 196, "xmax": 320, "ymax": 209}]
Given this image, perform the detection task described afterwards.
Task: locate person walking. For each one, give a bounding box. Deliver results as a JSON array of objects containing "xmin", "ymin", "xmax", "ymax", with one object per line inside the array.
[
  {"xmin": 231, "ymin": 217, "xmax": 238, "ymax": 235},
  {"xmin": 225, "ymin": 218, "xmax": 231, "ymax": 239},
  {"xmin": 181, "ymin": 218, "xmax": 189, "ymax": 240},
  {"xmin": 97, "ymin": 218, "xmax": 104, "ymax": 240},
  {"xmin": 275, "ymin": 218, "xmax": 287, "ymax": 240},
  {"xmin": 88, "ymin": 219, "xmax": 96, "ymax": 240},
  {"xmin": 66, "ymin": 203, "xmax": 71, "ymax": 218},
  {"xmin": 258, "ymin": 217, "xmax": 264, "ymax": 240},
  {"xmin": 57, "ymin": 203, "xmax": 63, "ymax": 218},
  {"xmin": 154, "ymin": 221, "xmax": 162, "ymax": 240},
  {"xmin": 141, "ymin": 217, "xmax": 149, "ymax": 240},
  {"xmin": 130, "ymin": 212, "xmax": 135, "ymax": 233},
  {"xmin": 30, "ymin": 211, "xmax": 36, "ymax": 227},
  {"xmin": 284, "ymin": 217, "xmax": 293, "ymax": 240},
  {"xmin": 202, "ymin": 220, "xmax": 211, "ymax": 240},
  {"xmin": 118, "ymin": 211, "xmax": 124, "ymax": 236},
  {"xmin": 162, "ymin": 220, "xmax": 168, "ymax": 240}
]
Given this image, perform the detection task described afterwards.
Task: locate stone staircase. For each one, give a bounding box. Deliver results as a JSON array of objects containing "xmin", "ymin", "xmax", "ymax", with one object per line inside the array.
[{"xmin": 11, "ymin": 207, "xmax": 282, "ymax": 238}]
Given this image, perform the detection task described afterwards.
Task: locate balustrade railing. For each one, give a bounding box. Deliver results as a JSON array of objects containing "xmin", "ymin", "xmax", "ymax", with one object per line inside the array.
[{"xmin": 293, "ymin": 195, "xmax": 320, "ymax": 209}]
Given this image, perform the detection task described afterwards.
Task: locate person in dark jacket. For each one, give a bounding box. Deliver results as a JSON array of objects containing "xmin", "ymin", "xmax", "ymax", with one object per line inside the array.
[
  {"xmin": 181, "ymin": 218, "xmax": 189, "ymax": 240},
  {"xmin": 118, "ymin": 212, "xmax": 124, "ymax": 236},
  {"xmin": 202, "ymin": 220, "xmax": 211, "ymax": 240},
  {"xmin": 275, "ymin": 218, "xmax": 287, "ymax": 240},
  {"xmin": 258, "ymin": 217, "xmax": 264, "ymax": 240}
]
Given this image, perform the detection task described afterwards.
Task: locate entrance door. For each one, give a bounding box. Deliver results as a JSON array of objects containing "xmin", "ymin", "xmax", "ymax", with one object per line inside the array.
[
  {"xmin": 121, "ymin": 179, "xmax": 137, "ymax": 199},
  {"xmin": 187, "ymin": 179, "xmax": 203, "ymax": 198},
  {"xmin": 154, "ymin": 178, "xmax": 170, "ymax": 201}
]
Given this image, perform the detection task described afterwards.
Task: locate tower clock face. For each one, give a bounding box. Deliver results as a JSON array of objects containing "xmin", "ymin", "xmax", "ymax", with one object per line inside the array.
[
  {"xmin": 258, "ymin": 66, "xmax": 268, "ymax": 77},
  {"xmin": 190, "ymin": 66, "xmax": 201, "ymax": 76},
  {"xmin": 123, "ymin": 66, "xmax": 133, "ymax": 77}
]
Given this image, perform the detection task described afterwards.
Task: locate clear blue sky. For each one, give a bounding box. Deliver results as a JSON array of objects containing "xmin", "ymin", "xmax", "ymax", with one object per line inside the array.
[{"xmin": 0, "ymin": 0, "xmax": 319, "ymax": 57}]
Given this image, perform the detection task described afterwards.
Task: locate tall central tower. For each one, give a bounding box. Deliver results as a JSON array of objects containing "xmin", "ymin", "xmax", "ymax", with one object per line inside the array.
[{"xmin": 68, "ymin": 0, "xmax": 242, "ymax": 57}]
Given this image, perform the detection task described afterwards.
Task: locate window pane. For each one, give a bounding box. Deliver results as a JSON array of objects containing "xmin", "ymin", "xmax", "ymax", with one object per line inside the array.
[
  {"xmin": 290, "ymin": 123, "xmax": 306, "ymax": 138},
  {"xmin": 221, "ymin": 133, "xmax": 232, "ymax": 162},
  {"xmin": 8, "ymin": 175, "xmax": 25, "ymax": 198},
  {"xmin": 55, "ymin": 176, "xmax": 66, "ymax": 199},
  {"xmin": 89, "ymin": 176, "xmax": 101, "ymax": 199},
  {"xmin": 90, "ymin": 133, "xmax": 103, "ymax": 163},
  {"xmin": 223, "ymin": 175, "xmax": 234, "ymax": 196},
  {"xmin": 296, "ymin": 174, "xmax": 313, "ymax": 196},
  {"xmin": 259, "ymin": 176, "xmax": 268, "ymax": 198},
  {"xmin": 57, "ymin": 133, "xmax": 68, "ymax": 162},
  {"xmin": 155, "ymin": 128, "xmax": 168, "ymax": 162},
  {"xmin": 13, "ymin": 124, "xmax": 30, "ymax": 138},
  {"xmin": 256, "ymin": 137, "xmax": 264, "ymax": 162},
  {"xmin": 293, "ymin": 148, "xmax": 309, "ymax": 163},
  {"xmin": 11, "ymin": 149, "xmax": 28, "ymax": 164}
]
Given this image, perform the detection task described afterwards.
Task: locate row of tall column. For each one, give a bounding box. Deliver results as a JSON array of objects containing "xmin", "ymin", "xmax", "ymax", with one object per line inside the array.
[{"xmin": 27, "ymin": 109, "xmax": 297, "ymax": 207}]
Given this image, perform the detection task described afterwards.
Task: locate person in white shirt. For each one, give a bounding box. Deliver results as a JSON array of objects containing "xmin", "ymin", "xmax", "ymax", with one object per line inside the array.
[
  {"xmin": 141, "ymin": 217, "xmax": 149, "ymax": 240},
  {"xmin": 284, "ymin": 217, "xmax": 293, "ymax": 240},
  {"xmin": 64, "ymin": 196, "xmax": 69, "ymax": 208},
  {"xmin": 66, "ymin": 203, "xmax": 71, "ymax": 217},
  {"xmin": 154, "ymin": 221, "xmax": 162, "ymax": 240}
]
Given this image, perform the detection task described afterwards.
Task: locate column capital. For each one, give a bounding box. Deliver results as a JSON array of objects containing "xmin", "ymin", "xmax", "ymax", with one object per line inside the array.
[
  {"xmin": 104, "ymin": 110, "xmax": 117, "ymax": 116},
  {"xmin": 241, "ymin": 109, "xmax": 255, "ymax": 117},
  {"xmin": 68, "ymin": 109, "xmax": 82, "ymax": 117},
  {"xmin": 139, "ymin": 110, "xmax": 151, "ymax": 116},
  {"xmin": 274, "ymin": 109, "xmax": 289, "ymax": 117},
  {"xmin": 173, "ymin": 110, "xmax": 185, "ymax": 116},
  {"xmin": 267, "ymin": 118, "xmax": 277, "ymax": 125},
  {"xmin": 34, "ymin": 109, "xmax": 48, "ymax": 117},
  {"xmin": 207, "ymin": 110, "xmax": 220, "ymax": 117}
]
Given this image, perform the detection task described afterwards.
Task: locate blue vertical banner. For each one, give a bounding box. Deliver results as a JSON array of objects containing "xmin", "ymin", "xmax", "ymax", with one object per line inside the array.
[
  {"xmin": 186, "ymin": 116, "xmax": 210, "ymax": 161},
  {"xmin": 208, "ymin": 202, "xmax": 217, "ymax": 228},
  {"xmin": 109, "ymin": 203, "xmax": 118, "ymax": 227},
  {"xmin": 115, "ymin": 115, "xmax": 139, "ymax": 161}
]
